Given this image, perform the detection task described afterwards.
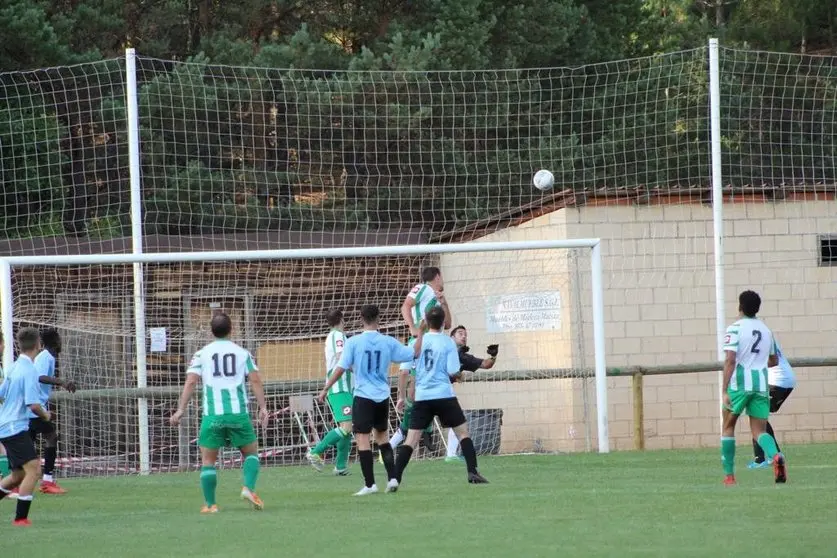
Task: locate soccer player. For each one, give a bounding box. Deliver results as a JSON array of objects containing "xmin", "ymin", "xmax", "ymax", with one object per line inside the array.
[
  {"xmin": 720, "ymin": 290, "xmax": 786, "ymax": 485},
  {"xmin": 394, "ymin": 306, "xmax": 488, "ymax": 487},
  {"xmin": 317, "ymin": 304, "xmax": 420, "ymax": 496},
  {"xmin": 444, "ymin": 325, "xmax": 498, "ymax": 463},
  {"xmin": 748, "ymin": 337, "xmax": 795, "ymax": 469},
  {"xmin": 0, "ymin": 327, "xmax": 51, "ymax": 526},
  {"xmin": 390, "ymin": 267, "xmax": 451, "ymax": 451},
  {"xmin": 30, "ymin": 328, "xmax": 76, "ymax": 494},
  {"xmin": 307, "ymin": 309, "xmax": 353, "ymax": 476},
  {"xmin": 170, "ymin": 312, "xmax": 269, "ymax": 513}
]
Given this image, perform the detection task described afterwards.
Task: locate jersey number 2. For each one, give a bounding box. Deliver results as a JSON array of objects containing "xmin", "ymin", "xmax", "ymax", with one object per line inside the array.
[
  {"xmin": 751, "ymin": 330, "xmax": 762, "ymax": 354},
  {"xmin": 212, "ymin": 353, "xmax": 237, "ymax": 377}
]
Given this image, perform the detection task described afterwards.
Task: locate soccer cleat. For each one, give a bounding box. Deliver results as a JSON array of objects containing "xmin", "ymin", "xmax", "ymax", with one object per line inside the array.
[
  {"xmin": 12, "ymin": 518, "xmax": 32, "ymax": 527},
  {"xmin": 445, "ymin": 455, "xmax": 464, "ymax": 463},
  {"xmin": 772, "ymin": 453, "xmax": 787, "ymax": 484},
  {"xmin": 200, "ymin": 504, "xmax": 219, "ymax": 514},
  {"xmin": 723, "ymin": 474, "xmax": 736, "ymax": 486},
  {"xmin": 333, "ymin": 468, "xmax": 351, "ymax": 476},
  {"xmin": 747, "ymin": 459, "xmax": 770, "ymax": 470},
  {"xmin": 354, "ymin": 484, "xmax": 379, "ymax": 496},
  {"xmin": 8, "ymin": 487, "xmax": 19, "ymax": 500},
  {"xmin": 306, "ymin": 449, "xmax": 324, "ymax": 472},
  {"xmin": 241, "ymin": 487, "xmax": 264, "ymax": 510},
  {"xmin": 468, "ymin": 471, "xmax": 489, "ymax": 484},
  {"xmin": 385, "ymin": 478, "xmax": 399, "ymax": 493},
  {"xmin": 40, "ymin": 480, "xmax": 67, "ymax": 494}
]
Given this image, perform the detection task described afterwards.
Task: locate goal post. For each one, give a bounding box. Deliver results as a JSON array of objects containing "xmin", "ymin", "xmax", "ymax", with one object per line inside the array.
[{"xmin": 0, "ymin": 238, "xmax": 607, "ymax": 477}]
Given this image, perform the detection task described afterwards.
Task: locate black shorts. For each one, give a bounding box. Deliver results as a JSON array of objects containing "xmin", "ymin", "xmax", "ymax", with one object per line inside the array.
[
  {"xmin": 29, "ymin": 417, "xmax": 56, "ymax": 439},
  {"xmin": 0, "ymin": 430, "xmax": 38, "ymax": 470},
  {"xmin": 769, "ymin": 385, "xmax": 793, "ymax": 413},
  {"xmin": 352, "ymin": 397, "xmax": 389, "ymax": 435},
  {"xmin": 410, "ymin": 397, "xmax": 466, "ymax": 431}
]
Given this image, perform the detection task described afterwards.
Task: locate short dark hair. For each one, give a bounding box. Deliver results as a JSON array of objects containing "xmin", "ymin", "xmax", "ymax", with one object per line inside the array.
[
  {"xmin": 360, "ymin": 304, "xmax": 380, "ymax": 324},
  {"xmin": 17, "ymin": 327, "xmax": 40, "ymax": 352},
  {"xmin": 41, "ymin": 327, "xmax": 61, "ymax": 351},
  {"xmin": 326, "ymin": 309, "xmax": 343, "ymax": 328},
  {"xmin": 211, "ymin": 312, "xmax": 233, "ymax": 338},
  {"xmin": 421, "ymin": 267, "xmax": 441, "ymax": 283},
  {"xmin": 739, "ymin": 290, "xmax": 761, "ymax": 318},
  {"xmin": 450, "ymin": 325, "xmax": 466, "ymax": 337},
  {"xmin": 426, "ymin": 306, "xmax": 445, "ymax": 330}
]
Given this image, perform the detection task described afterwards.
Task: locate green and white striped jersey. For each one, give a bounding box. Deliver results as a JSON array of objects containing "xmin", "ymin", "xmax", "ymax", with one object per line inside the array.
[
  {"xmin": 407, "ymin": 283, "xmax": 439, "ymax": 326},
  {"xmin": 325, "ymin": 329, "xmax": 352, "ymax": 394},
  {"xmin": 723, "ymin": 317, "xmax": 776, "ymax": 393},
  {"xmin": 187, "ymin": 339, "xmax": 258, "ymax": 416}
]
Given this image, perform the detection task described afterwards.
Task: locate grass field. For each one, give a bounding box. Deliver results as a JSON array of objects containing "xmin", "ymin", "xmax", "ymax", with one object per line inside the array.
[{"xmin": 4, "ymin": 443, "xmax": 837, "ymax": 557}]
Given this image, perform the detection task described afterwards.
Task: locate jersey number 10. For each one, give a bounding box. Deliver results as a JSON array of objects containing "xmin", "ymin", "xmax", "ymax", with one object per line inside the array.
[{"xmin": 212, "ymin": 353, "xmax": 237, "ymax": 377}]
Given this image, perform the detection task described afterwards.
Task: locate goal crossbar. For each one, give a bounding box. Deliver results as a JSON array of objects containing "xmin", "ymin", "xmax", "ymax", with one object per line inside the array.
[{"xmin": 0, "ymin": 238, "xmax": 609, "ymax": 458}]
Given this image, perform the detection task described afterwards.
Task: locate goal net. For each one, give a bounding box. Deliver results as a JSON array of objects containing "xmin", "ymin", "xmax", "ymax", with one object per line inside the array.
[{"xmin": 0, "ymin": 240, "xmax": 605, "ymax": 476}]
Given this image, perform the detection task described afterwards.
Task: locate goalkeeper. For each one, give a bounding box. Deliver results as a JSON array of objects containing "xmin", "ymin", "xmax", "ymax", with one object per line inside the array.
[{"xmin": 445, "ymin": 325, "xmax": 498, "ymax": 462}]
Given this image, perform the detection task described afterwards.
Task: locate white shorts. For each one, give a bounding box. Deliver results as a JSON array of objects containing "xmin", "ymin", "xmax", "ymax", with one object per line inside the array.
[{"xmin": 399, "ymin": 337, "xmax": 417, "ymax": 371}]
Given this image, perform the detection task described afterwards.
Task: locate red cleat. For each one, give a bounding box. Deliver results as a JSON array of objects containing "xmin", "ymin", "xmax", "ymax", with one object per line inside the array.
[
  {"xmin": 723, "ymin": 474, "xmax": 736, "ymax": 486},
  {"xmin": 40, "ymin": 481, "xmax": 67, "ymax": 495},
  {"xmin": 12, "ymin": 518, "xmax": 32, "ymax": 527},
  {"xmin": 772, "ymin": 454, "xmax": 787, "ymax": 484}
]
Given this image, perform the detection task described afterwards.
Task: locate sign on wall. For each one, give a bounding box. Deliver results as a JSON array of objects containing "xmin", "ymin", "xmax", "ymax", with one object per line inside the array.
[{"xmin": 485, "ymin": 291, "xmax": 562, "ymax": 333}]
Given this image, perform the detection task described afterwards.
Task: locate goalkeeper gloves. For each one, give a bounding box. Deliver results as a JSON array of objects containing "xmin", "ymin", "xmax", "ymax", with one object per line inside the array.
[{"xmin": 486, "ymin": 344, "xmax": 499, "ymax": 357}]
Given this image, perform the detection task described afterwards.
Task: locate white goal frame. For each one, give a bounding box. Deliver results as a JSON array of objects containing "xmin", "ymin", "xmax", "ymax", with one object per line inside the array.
[{"xmin": 0, "ymin": 238, "xmax": 608, "ymax": 472}]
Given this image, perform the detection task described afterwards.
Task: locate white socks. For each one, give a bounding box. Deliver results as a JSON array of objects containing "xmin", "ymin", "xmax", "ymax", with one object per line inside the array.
[
  {"xmin": 446, "ymin": 429, "xmax": 460, "ymax": 457},
  {"xmin": 389, "ymin": 429, "xmax": 405, "ymax": 449}
]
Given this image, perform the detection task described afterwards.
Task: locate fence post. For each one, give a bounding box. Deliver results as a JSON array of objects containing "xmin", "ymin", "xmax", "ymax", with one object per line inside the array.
[{"xmin": 632, "ymin": 371, "xmax": 644, "ymax": 450}]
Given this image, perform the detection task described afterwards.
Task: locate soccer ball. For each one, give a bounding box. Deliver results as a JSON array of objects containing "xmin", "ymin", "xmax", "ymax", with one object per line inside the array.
[{"xmin": 533, "ymin": 169, "xmax": 555, "ymax": 191}]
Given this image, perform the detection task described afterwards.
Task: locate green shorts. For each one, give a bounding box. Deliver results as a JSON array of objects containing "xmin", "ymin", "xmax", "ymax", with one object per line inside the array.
[
  {"xmin": 726, "ymin": 390, "xmax": 770, "ymax": 420},
  {"xmin": 328, "ymin": 391, "xmax": 353, "ymax": 423},
  {"xmin": 400, "ymin": 399, "xmax": 433, "ymax": 433},
  {"xmin": 199, "ymin": 413, "xmax": 257, "ymax": 449}
]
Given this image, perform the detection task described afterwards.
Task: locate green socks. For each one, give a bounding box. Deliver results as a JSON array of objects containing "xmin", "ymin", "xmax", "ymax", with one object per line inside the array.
[
  {"xmin": 721, "ymin": 437, "xmax": 736, "ymax": 475},
  {"xmin": 0, "ymin": 456, "xmax": 10, "ymax": 477},
  {"xmin": 312, "ymin": 428, "xmax": 344, "ymax": 456},
  {"xmin": 756, "ymin": 432, "xmax": 779, "ymax": 462},
  {"xmin": 243, "ymin": 454, "xmax": 260, "ymax": 491},
  {"xmin": 200, "ymin": 466, "xmax": 217, "ymax": 506},
  {"xmin": 335, "ymin": 432, "xmax": 351, "ymax": 470}
]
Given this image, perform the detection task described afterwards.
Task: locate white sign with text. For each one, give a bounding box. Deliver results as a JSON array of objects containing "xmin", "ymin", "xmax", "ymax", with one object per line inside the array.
[{"xmin": 485, "ymin": 291, "xmax": 562, "ymax": 333}]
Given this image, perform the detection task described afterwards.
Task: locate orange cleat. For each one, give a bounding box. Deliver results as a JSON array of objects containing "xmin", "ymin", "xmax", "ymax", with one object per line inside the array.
[
  {"xmin": 772, "ymin": 454, "xmax": 787, "ymax": 484},
  {"xmin": 200, "ymin": 504, "xmax": 219, "ymax": 514},
  {"xmin": 40, "ymin": 481, "xmax": 67, "ymax": 495},
  {"xmin": 240, "ymin": 487, "xmax": 264, "ymax": 510},
  {"xmin": 12, "ymin": 518, "xmax": 32, "ymax": 527},
  {"xmin": 723, "ymin": 474, "xmax": 736, "ymax": 486}
]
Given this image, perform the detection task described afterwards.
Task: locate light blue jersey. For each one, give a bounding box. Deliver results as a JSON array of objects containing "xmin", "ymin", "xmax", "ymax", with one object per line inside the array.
[
  {"xmin": 0, "ymin": 355, "xmax": 41, "ymax": 439},
  {"xmin": 337, "ymin": 331, "xmax": 414, "ymax": 402},
  {"xmin": 32, "ymin": 349, "xmax": 56, "ymax": 413},
  {"xmin": 414, "ymin": 332, "xmax": 460, "ymax": 401}
]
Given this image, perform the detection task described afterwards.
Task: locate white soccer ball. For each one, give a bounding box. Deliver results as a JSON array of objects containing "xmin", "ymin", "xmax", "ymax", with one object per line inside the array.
[{"xmin": 533, "ymin": 169, "xmax": 555, "ymax": 191}]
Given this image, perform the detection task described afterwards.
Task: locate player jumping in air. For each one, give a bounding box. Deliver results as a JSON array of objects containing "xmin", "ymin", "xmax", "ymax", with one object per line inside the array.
[
  {"xmin": 721, "ymin": 290, "xmax": 787, "ymax": 485},
  {"xmin": 394, "ymin": 306, "xmax": 488, "ymax": 487},
  {"xmin": 307, "ymin": 309, "xmax": 353, "ymax": 476},
  {"xmin": 170, "ymin": 312, "xmax": 269, "ymax": 512},
  {"xmin": 318, "ymin": 304, "xmax": 421, "ymax": 496},
  {"xmin": 30, "ymin": 328, "xmax": 76, "ymax": 494},
  {"xmin": 0, "ymin": 328, "xmax": 51, "ymax": 526},
  {"xmin": 390, "ymin": 267, "xmax": 451, "ymax": 452},
  {"xmin": 748, "ymin": 337, "xmax": 795, "ymax": 469}
]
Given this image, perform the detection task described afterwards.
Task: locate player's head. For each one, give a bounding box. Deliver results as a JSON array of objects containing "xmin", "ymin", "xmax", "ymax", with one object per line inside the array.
[
  {"xmin": 41, "ymin": 327, "xmax": 62, "ymax": 355},
  {"xmin": 738, "ymin": 290, "xmax": 761, "ymax": 318},
  {"xmin": 426, "ymin": 306, "xmax": 446, "ymax": 331},
  {"xmin": 360, "ymin": 304, "xmax": 380, "ymax": 327},
  {"xmin": 17, "ymin": 327, "xmax": 42, "ymax": 356},
  {"xmin": 450, "ymin": 325, "xmax": 467, "ymax": 346},
  {"xmin": 210, "ymin": 312, "xmax": 233, "ymax": 339},
  {"xmin": 421, "ymin": 266, "xmax": 443, "ymax": 291},
  {"xmin": 326, "ymin": 309, "xmax": 343, "ymax": 329}
]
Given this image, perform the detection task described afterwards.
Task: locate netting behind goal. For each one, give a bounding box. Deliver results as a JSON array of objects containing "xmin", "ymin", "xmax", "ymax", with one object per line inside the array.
[{"xmin": 4, "ymin": 243, "xmax": 597, "ymax": 476}]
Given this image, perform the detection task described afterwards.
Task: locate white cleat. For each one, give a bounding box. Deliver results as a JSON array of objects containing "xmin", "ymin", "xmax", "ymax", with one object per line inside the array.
[
  {"xmin": 306, "ymin": 449, "xmax": 324, "ymax": 472},
  {"xmin": 385, "ymin": 478, "xmax": 399, "ymax": 493},
  {"xmin": 354, "ymin": 484, "xmax": 379, "ymax": 496}
]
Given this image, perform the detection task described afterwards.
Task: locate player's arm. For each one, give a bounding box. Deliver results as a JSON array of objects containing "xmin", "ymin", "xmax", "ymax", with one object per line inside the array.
[
  {"xmin": 245, "ymin": 353, "xmax": 269, "ymax": 427},
  {"xmin": 768, "ymin": 336, "xmax": 779, "ymax": 368},
  {"xmin": 320, "ymin": 342, "xmax": 352, "ymax": 401},
  {"xmin": 437, "ymin": 290, "xmax": 452, "ymax": 330},
  {"xmin": 401, "ymin": 295, "xmax": 420, "ymax": 338},
  {"xmin": 721, "ymin": 326, "xmax": 738, "ymax": 406},
  {"xmin": 170, "ymin": 353, "xmax": 201, "ymax": 425},
  {"xmin": 38, "ymin": 375, "xmax": 77, "ymax": 393},
  {"xmin": 397, "ymin": 369, "xmax": 410, "ymax": 403}
]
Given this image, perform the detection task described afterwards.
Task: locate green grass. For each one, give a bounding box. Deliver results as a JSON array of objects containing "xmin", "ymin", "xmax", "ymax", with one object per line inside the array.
[{"xmin": 5, "ymin": 444, "xmax": 837, "ymax": 558}]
